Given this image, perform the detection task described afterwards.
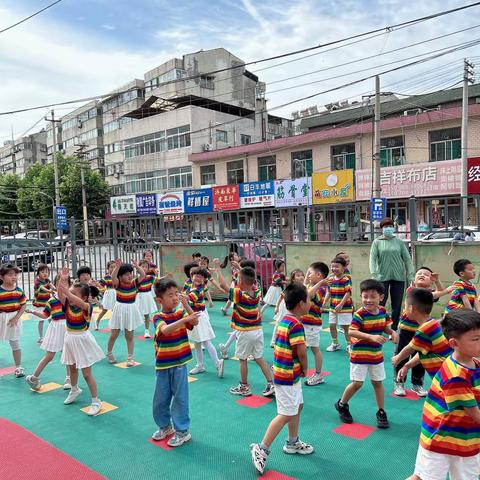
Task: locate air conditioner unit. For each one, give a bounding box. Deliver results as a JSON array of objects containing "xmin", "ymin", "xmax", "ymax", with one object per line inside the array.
[
  {"xmin": 114, "ymin": 172, "xmax": 120, "ymax": 178},
  {"xmin": 403, "ymin": 108, "xmax": 422, "ymax": 116},
  {"xmin": 77, "ymin": 120, "xmax": 83, "ymax": 129},
  {"xmin": 203, "ymin": 143, "xmax": 213, "ymax": 151}
]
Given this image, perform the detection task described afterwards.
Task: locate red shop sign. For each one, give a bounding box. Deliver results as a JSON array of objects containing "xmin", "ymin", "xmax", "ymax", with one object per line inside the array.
[
  {"xmin": 212, "ymin": 185, "xmax": 240, "ymax": 211},
  {"xmin": 467, "ymin": 157, "xmax": 480, "ymax": 195}
]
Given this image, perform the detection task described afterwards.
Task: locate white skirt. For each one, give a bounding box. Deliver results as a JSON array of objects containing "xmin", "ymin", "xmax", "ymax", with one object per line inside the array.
[
  {"xmin": 41, "ymin": 320, "xmax": 66, "ymax": 352},
  {"xmin": 136, "ymin": 291, "xmax": 158, "ymax": 315},
  {"xmin": 273, "ymin": 300, "xmax": 287, "ymax": 323},
  {"xmin": 61, "ymin": 330, "xmax": 105, "ymax": 369},
  {"xmin": 109, "ymin": 302, "xmax": 143, "ymax": 331},
  {"xmin": 0, "ymin": 311, "xmax": 22, "ymax": 341},
  {"xmin": 102, "ymin": 289, "xmax": 116, "ymax": 310},
  {"xmin": 263, "ymin": 286, "xmax": 282, "ymax": 306},
  {"xmin": 188, "ymin": 310, "xmax": 215, "ymax": 343}
]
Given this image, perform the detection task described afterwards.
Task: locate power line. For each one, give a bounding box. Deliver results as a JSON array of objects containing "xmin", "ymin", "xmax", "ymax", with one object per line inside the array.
[
  {"xmin": 0, "ymin": 0, "xmax": 63, "ymax": 35},
  {"xmin": 2, "ymin": 2, "xmax": 480, "ymax": 117}
]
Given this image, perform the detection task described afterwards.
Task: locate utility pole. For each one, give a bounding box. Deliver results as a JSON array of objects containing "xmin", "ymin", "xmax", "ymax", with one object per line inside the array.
[
  {"xmin": 373, "ymin": 75, "xmax": 381, "ymax": 198},
  {"xmin": 74, "ymin": 144, "xmax": 90, "ymax": 246},
  {"xmin": 45, "ymin": 110, "xmax": 61, "ymax": 233},
  {"xmin": 461, "ymin": 58, "xmax": 475, "ymax": 225}
]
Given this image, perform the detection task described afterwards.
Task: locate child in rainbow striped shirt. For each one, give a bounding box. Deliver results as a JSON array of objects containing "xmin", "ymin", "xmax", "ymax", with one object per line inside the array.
[
  {"xmin": 409, "ymin": 309, "xmax": 480, "ymax": 480},
  {"xmin": 444, "ymin": 259, "xmax": 480, "ymax": 314},
  {"xmin": 335, "ymin": 279, "xmax": 397, "ymax": 429}
]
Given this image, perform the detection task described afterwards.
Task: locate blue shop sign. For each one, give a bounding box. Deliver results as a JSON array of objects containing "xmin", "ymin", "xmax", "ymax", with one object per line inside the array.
[
  {"xmin": 136, "ymin": 194, "xmax": 157, "ymax": 216},
  {"xmin": 183, "ymin": 188, "xmax": 213, "ymax": 213}
]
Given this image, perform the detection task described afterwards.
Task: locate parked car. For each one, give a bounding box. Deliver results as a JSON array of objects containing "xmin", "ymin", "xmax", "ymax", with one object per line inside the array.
[
  {"xmin": 121, "ymin": 237, "xmax": 161, "ymax": 253},
  {"xmin": 0, "ymin": 238, "xmax": 54, "ymax": 270},
  {"xmin": 190, "ymin": 231, "xmax": 218, "ymax": 243},
  {"xmin": 418, "ymin": 227, "xmax": 480, "ymax": 243}
]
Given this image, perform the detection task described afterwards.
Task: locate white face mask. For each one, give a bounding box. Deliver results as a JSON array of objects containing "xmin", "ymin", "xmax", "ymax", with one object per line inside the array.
[{"xmin": 382, "ymin": 226, "xmax": 395, "ymax": 237}]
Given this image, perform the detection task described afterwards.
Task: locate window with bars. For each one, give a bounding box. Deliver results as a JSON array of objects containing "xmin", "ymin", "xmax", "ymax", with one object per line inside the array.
[
  {"xmin": 429, "ymin": 127, "xmax": 461, "ymax": 162},
  {"xmin": 380, "ymin": 136, "xmax": 405, "ymax": 167},
  {"xmin": 258, "ymin": 155, "xmax": 277, "ymax": 181},
  {"xmin": 291, "ymin": 150, "xmax": 312, "ymax": 178},
  {"xmin": 168, "ymin": 166, "xmax": 192, "ymax": 189},
  {"xmin": 331, "ymin": 143, "xmax": 355, "ymax": 170},
  {"xmin": 227, "ymin": 160, "xmax": 244, "ymax": 185},
  {"xmin": 240, "ymin": 134, "xmax": 251, "ymax": 145},
  {"xmin": 216, "ymin": 130, "xmax": 228, "ymax": 143}
]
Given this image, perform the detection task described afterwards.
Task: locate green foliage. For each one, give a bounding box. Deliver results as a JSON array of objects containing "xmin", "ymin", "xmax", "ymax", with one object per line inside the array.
[{"xmin": 0, "ymin": 154, "xmax": 111, "ymax": 219}]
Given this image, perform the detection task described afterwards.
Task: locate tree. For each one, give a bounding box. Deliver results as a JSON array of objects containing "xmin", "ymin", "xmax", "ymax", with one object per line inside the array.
[{"xmin": 0, "ymin": 173, "xmax": 22, "ymax": 218}]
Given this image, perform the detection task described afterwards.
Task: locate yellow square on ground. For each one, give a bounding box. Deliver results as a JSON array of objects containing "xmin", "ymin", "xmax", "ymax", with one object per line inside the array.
[
  {"xmin": 322, "ymin": 327, "xmax": 330, "ymax": 332},
  {"xmin": 80, "ymin": 401, "xmax": 118, "ymax": 416},
  {"xmin": 269, "ymin": 321, "xmax": 276, "ymax": 325},
  {"xmin": 231, "ymin": 356, "xmax": 239, "ymax": 361},
  {"xmin": 114, "ymin": 361, "xmax": 142, "ymax": 369},
  {"xmin": 31, "ymin": 382, "xmax": 62, "ymax": 394},
  {"xmin": 188, "ymin": 376, "xmax": 198, "ymax": 383}
]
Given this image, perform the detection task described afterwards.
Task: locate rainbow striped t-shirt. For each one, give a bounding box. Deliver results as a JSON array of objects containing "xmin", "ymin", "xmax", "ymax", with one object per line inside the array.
[
  {"xmin": 182, "ymin": 278, "xmax": 193, "ymax": 293},
  {"xmin": 99, "ymin": 274, "xmax": 113, "ymax": 292},
  {"xmin": 138, "ymin": 275, "xmax": 155, "ymax": 293},
  {"xmin": 329, "ymin": 275, "xmax": 353, "ymax": 313},
  {"xmin": 301, "ymin": 286, "xmax": 326, "ymax": 326},
  {"xmin": 272, "ymin": 272, "xmax": 286, "ymax": 289},
  {"xmin": 33, "ymin": 278, "xmax": 51, "ymax": 308},
  {"xmin": 154, "ymin": 307, "xmax": 193, "ymax": 370},
  {"xmin": 350, "ymin": 306, "xmax": 391, "ymax": 365},
  {"xmin": 273, "ymin": 314, "xmax": 306, "ymax": 386},
  {"xmin": 65, "ymin": 299, "xmax": 92, "ymax": 332},
  {"xmin": 187, "ymin": 285, "xmax": 206, "ymax": 312},
  {"xmin": 420, "ymin": 355, "xmax": 480, "ymax": 457},
  {"xmin": 409, "ymin": 319, "xmax": 453, "ymax": 378},
  {"xmin": 115, "ymin": 281, "xmax": 138, "ymax": 304},
  {"xmin": 0, "ymin": 286, "xmax": 26, "ymax": 313},
  {"xmin": 229, "ymin": 286, "xmax": 262, "ymax": 331},
  {"xmin": 43, "ymin": 296, "xmax": 66, "ymax": 322},
  {"xmin": 445, "ymin": 280, "xmax": 477, "ymax": 313}
]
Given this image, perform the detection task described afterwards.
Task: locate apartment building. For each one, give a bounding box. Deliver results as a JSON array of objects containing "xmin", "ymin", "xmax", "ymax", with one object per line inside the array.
[
  {"xmin": 47, "ymin": 48, "xmax": 293, "ymax": 196},
  {"xmin": 0, "ymin": 130, "xmax": 48, "ymax": 177}
]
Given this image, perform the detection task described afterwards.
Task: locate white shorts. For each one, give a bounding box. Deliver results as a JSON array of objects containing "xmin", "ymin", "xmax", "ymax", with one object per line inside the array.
[
  {"xmin": 304, "ymin": 325, "xmax": 321, "ymax": 348},
  {"xmin": 414, "ymin": 445, "xmax": 480, "ymax": 480},
  {"xmin": 329, "ymin": 312, "xmax": 352, "ymax": 326},
  {"xmin": 235, "ymin": 329, "xmax": 264, "ymax": 360},
  {"xmin": 350, "ymin": 362, "xmax": 386, "ymax": 382},
  {"xmin": 275, "ymin": 383, "xmax": 303, "ymax": 416}
]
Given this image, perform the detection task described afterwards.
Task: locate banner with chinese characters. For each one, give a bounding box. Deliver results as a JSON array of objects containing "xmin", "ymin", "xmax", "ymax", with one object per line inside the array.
[
  {"xmin": 355, "ymin": 159, "xmax": 462, "ymax": 201},
  {"xmin": 183, "ymin": 188, "xmax": 213, "ymax": 213},
  {"xmin": 212, "ymin": 185, "xmax": 240, "ymax": 211},
  {"xmin": 311, "ymin": 170, "xmax": 354, "ymax": 204},
  {"xmin": 157, "ymin": 191, "xmax": 184, "ymax": 215},
  {"xmin": 110, "ymin": 195, "xmax": 136, "ymax": 215},
  {"xmin": 274, "ymin": 178, "xmax": 312, "ymax": 207},
  {"xmin": 135, "ymin": 193, "xmax": 157, "ymax": 216},
  {"xmin": 239, "ymin": 181, "xmax": 275, "ymax": 208},
  {"xmin": 467, "ymin": 157, "xmax": 480, "ymax": 195}
]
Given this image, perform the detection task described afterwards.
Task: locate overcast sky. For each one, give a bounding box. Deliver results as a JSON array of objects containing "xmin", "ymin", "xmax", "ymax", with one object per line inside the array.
[{"xmin": 0, "ymin": 0, "xmax": 479, "ymax": 143}]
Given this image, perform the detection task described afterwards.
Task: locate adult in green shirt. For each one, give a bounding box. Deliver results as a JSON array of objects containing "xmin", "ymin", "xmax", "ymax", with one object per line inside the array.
[{"xmin": 369, "ymin": 217, "xmax": 414, "ymax": 330}]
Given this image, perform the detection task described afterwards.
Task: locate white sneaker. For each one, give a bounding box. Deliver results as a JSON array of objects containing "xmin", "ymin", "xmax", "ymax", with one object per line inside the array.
[
  {"xmin": 216, "ymin": 359, "xmax": 224, "ymax": 378},
  {"xmin": 262, "ymin": 383, "xmax": 275, "ymax": 397},
  {"xmin": 144, "ymin": 329, "xmax": 151, "ymax": 338},
  {"xmin": 283, "ymin": 439, "xmax": 314, "ymax": 455},
  {"xmin": 411, "ymin": 384, "xmax": 428, "ymax": 397},
  {"xmin": 167, "ymin": 432, "xmax": 192, "ymax": 447},
  {"xmin": 305, "ymin": 372, "xmax": 325, "ymax": 386},
  {"xmin": 126, "ymin": 357, "xmax": 136, "ymax": 367},
  {"xmin": 250, "ymin": 443, "xmax": 268, "ymax": 474},
  {"xmin": 106, "ymin": 352, "xmax": 117, "ymax": 364},
  {"xmin": 393, "ymin": 382, "xmax": 406, "ymax": 396},
  {"xmin": 152, "ymin": 425, "xmax": 175, "ymax": 441},
  {"xmin": 26, "ymin": 375, "xmax": 41, "ymax": 391},
  {"xmin": 218, "ymin": 343, "xmax": 229, "ymax": 360},
  {"xmin": 87, "ymin": 400, "xmax": 102, "ymax": 416},
  {"xmin": 63, "ymin": 377, "xmax": 72, "ymax": 390},
  {"xmin": 189, "ymin": 365, "xmax": 206, "ymax": 375},
  {"xmin": 326, "ymin": 343, "xmax": 341, "ymax": 352},
  {"xmin": 346, "ymin": 344, "xmax": 352, "ymax": 354},
  {"xmin": 14, "ymin": 367, "xmax": 25, "ymax": 378},
  {"xmin": 64, "ymin": 387, "xmax": 83, "ymax": 405}
]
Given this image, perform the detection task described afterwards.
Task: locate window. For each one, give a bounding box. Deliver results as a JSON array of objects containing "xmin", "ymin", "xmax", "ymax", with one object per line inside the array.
[
  {"xmin": 125, "ymin": 169, "xmax": 168, "ymax": 193},
  {"xmin": 240, "ymin": 134, "xmax": 251, "ymax": 145},
  {"xmin": 168, "ymin": 166, "xmax": 192, "ymax": 189},
  {"xmin": 291, "ymin": 150, "xmax": 312, "ymax": 178},
  {"xmin": 145, "ymin": 69, "xmax": 187, "ymax": 92},
  {"xmin": 200, "ymin": 75, "xmax": 215, "ymax": 89},
  {"xmin": 429, "ymin": 127, "xmax": 461, "ymax": 162},
  {"xmin": 331, "ymin": 143, "xmax": 355, "ymax": 170},
  {"xmin": 216, "ymin": 130, "xmax": 228, "ymax": 143},
  {"xmin": 200, "ymin": 165, "xmax": 216, "ymax": 185},
  {"xmin": 380, "ymin": 136, "xmax": 405, "ymax": 167},
  {"xmin": 112, "ymin": 185, "xmax": 125, "ymax": 195},
  {"xmin": 227, "ymin": 160, "xmax": 244, "ymax": 185},
  {"xmin": 258, "ymin": 155, "xmax": 276, "ymax": 181}
]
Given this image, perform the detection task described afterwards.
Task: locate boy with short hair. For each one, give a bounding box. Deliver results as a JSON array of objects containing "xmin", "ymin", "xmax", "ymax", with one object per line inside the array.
[
  {"xmin": 445, "ymin": 258, "xmax": 480, "ymax": 313},
  {"xmin": 325, "ymin": 256, "xmax": 353, "ymax": 352},
  {"xmin": 151, "ymin": 278, "xmax": 200, "ymax": 448},
  {"xmin": 335, "ymin": 279, "xmax": 397, "ymax": 428},
  {"xmin": 250, "ymin": 283, "xmax": 312, "ymax": 475},
  {"xmin": 302, "ymin": 262, "xmax": 331, "ymax": 386},
  {"xmin": 409, "ymin": 309, "xmax": 480, "ymax": 480},
  {"xmin": 191, "ymin": 252, "xmax": 202, "ymax": 265},
  {"xmin": 392, "ymin": 288, "xmax": 453, "ymax": 384},
  {"xmin": 214, "ymin": 260, "xmax": 275, "ymax": 397}
]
